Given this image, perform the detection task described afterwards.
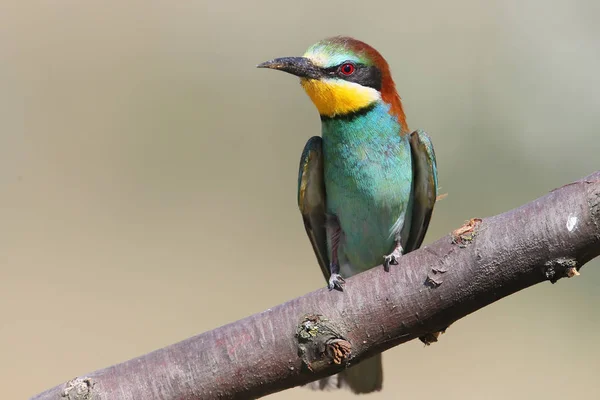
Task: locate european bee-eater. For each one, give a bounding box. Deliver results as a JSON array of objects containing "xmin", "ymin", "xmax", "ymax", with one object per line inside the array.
[{"xmin": 259, "ymin": 36, "xmax": 438, "ymax": 394}]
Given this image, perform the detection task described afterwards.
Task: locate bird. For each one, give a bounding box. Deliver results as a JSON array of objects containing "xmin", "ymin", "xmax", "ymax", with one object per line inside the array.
[{"xmin": 258, "ymin": 36, "xmax": 438, "ymax": 394}]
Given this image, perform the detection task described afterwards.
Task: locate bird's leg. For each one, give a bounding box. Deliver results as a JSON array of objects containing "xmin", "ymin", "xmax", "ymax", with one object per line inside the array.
[
  {"xmin": 326, "ymin": 216, "xmax": 345, "ymax": 291},
  {"xmin": 383, "ymin": 241, "xmax": 404, "ymax": 272}
]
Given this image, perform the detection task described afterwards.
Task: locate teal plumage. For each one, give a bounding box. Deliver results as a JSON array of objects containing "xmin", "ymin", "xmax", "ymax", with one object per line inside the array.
[
  {"xmin": 259, "ymin": 36, "xmax": 438, "ymax": 394},
  {"xmin": 322, "ymin": 101, "xmax": 413, "ymax": 274}
]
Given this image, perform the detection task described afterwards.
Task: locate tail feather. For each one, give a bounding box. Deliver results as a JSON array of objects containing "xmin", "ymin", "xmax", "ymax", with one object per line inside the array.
[{"xmin": 304, "ymin": 353, "xmax": 383, "ymax": 394}]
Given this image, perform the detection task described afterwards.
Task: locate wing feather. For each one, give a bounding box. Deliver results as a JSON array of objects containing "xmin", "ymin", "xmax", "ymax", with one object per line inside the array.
[
  {"xmin": 405, "ymin": 129, "xmax": 438, "ymax": 252},
  {"xmin": 297, "ymin": 136, "xmax": 330, "ymax": 280}
]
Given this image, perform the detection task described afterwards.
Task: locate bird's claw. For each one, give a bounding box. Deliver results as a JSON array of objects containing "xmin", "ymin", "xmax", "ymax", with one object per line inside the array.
[
  {"xmin": 328, "ymin": 273, "xmax": 345, "ymax": 291},
  {"xmin": 383, "ymin": 247, "xmax": 403, "ymax": 272}
]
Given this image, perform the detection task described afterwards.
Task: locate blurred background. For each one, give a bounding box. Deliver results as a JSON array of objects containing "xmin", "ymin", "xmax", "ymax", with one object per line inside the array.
[{"xmin": 1, "ymin": 1, "xmax": 599, "ymax": 399}]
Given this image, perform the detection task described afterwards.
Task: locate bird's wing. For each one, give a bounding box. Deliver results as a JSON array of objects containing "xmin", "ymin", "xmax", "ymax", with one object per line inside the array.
[
  {"xmin": 404, "ymin": 129, "xmax": 438, "ymax": 252},
  {"xmin": 297, "ymin": 136, "xmax": 330, "ymax": 281}
]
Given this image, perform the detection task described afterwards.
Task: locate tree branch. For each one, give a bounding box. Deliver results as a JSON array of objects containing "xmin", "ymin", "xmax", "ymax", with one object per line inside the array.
[{"xmin": 32, "ymin": 172, "xmax": 600, "ymax": 400}]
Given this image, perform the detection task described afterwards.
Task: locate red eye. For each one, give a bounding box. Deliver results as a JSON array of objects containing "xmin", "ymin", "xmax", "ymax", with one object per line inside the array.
[{"xmin": 340, "ymin": 63, "xmax": 355, "ymax": 76}]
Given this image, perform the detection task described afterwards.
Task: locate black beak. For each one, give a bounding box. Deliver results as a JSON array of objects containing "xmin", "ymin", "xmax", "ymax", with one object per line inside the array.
[{"xmin": 257, "ymin": 57, "xmax": 323, "ymax": 80}]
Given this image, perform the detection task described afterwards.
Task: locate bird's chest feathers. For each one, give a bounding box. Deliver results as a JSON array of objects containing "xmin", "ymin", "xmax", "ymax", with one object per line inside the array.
[
  {"xmin": 322, "ymin": 108, "xmax": 411, "ymax": 204},
  {"xmin": 321, "ymin": 107, "xmax": 413, "ymax": 270},
  {"xmin": 327, "ymin": 141, "xmax": 404, "ymax": 200}
]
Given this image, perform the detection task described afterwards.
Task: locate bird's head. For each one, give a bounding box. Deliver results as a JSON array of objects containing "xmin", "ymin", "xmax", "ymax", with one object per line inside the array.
[{"xmin": 258, "ymin": 36, "xmax": 407, "ymax": 130}]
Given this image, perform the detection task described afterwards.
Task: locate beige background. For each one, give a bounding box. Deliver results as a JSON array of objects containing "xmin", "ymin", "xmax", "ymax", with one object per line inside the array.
[{"xmin": 2, "ymin": 1, "xmax": 599, "ymax": 399}]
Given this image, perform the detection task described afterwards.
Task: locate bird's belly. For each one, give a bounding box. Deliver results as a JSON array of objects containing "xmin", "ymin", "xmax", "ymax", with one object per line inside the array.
[{"xmin": 325, "ymin": 143, "xmax": 413, "ymax": 275}]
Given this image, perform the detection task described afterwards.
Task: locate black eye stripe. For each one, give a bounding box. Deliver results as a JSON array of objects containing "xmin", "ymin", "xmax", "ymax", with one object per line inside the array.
[
  {"xmin": 320, "ymin": 63, "xmax": 382, "ymax": 91},
  {"xmin": 323, "ymin": 63, "xmax": 363, "ymax": 72}
]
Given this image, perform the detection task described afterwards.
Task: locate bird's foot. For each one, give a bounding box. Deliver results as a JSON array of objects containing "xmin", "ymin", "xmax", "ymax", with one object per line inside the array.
[
  {"xmin": 328, "ymin": 274, "xmax": 345, "ymax": 291},
  {"xmin": 383, "ymin": 246, "xmax": 403, "ymax": 272}
]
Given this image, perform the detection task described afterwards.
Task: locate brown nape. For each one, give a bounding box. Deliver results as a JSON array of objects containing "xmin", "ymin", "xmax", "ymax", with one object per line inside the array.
[{"xmin": 327, "ymin": 36, "xmax": 409, "ymax": 133}]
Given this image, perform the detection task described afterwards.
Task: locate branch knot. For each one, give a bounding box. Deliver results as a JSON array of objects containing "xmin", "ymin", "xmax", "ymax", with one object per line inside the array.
[
  {"xmin": 61, "ymin": 377, "xmax": 94, "ymax": 400},
  {"xmin": 296, "ymin": 314, "xmax": 351, "ymax": 372},
  {"xmin": 543, "ymin": 257, "xmax": 579, "ymax": 284}
]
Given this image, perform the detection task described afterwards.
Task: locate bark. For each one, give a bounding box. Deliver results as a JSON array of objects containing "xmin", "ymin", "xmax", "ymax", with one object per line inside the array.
[{"xmin": 32, "ymin": 171, "xmax": 600, "ymax": 400}]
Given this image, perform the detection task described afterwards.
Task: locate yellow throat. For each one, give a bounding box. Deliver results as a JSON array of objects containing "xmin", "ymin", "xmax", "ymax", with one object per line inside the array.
[{"xmin": 300, "ymin": 78, "xmax": 380, "ymax": 118}]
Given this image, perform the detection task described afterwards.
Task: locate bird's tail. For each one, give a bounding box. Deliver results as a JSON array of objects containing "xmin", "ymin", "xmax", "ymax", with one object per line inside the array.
[{"xmin": 304, "ymin": 353, "xmax": 383, "ymax": 394}]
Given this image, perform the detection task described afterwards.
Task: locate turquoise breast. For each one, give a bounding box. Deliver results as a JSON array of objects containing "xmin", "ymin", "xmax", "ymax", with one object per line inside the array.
[{"xmin": 322, "ymin": 102, "xmax": 413, "ymax": 274}]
